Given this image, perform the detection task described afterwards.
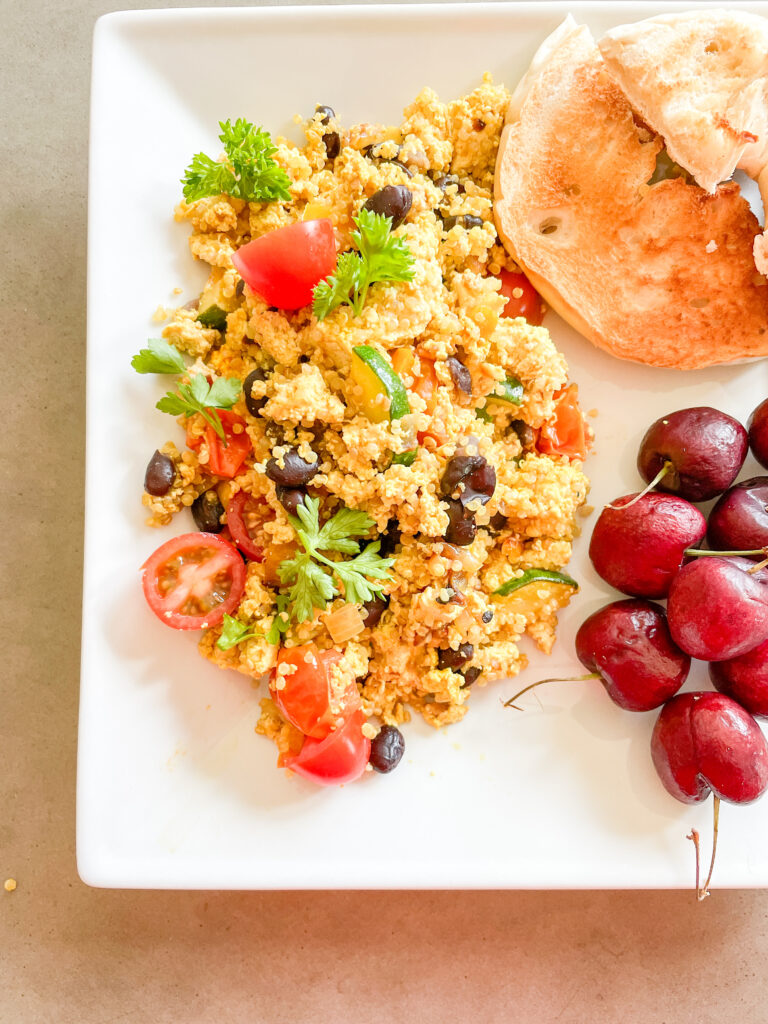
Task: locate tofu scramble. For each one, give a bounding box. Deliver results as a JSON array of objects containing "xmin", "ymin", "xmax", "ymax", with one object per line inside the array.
[{"xmin": 138, "ymin": 78, "xmax": 590, "ymax": 786}]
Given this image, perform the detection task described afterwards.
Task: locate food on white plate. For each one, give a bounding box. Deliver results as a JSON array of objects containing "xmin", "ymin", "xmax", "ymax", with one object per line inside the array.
[
  {"xmin": 493, "ymin": 16, "xmax": 768, "ymax": 369},
  {"xmin": 136, "ymin": 86, "xmax": 590, "ymax": 787},
  {"xmin": 598, "ymin": 9, "xmax": 768, "ymax": 274}
]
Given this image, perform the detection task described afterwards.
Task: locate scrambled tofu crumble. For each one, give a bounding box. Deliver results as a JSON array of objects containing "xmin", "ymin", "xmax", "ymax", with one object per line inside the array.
[{"xmin": 141, "ymin": 78, "xmax": 590, "ymax": 778}]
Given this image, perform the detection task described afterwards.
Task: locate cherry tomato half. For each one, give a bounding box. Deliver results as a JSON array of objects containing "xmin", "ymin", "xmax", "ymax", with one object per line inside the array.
[
  {"xmin": 226, "ymin": 490, "xmax": 267, "ymax": 562},
  {"xmin": 496, "ymin": 269, "xmax": 544, "ymax": 326},
  {"xmin": 232, "ymin": 219, "xmax": 337, "ymax": 310},
  {"xmin": 205, "ymin": 410, "xmax": 251, "ymax": 479},
  {"xmin": 537, "ymin": 383, "xmax": 587, "ymax": 461},
  {"xmin": 271, "ymin": 643, "xmax": 358, "ymax": 740},
  {"xmin": 141, "ymin": 532, "xmax": 247, "ymax": 630},
  {"xmin": 283, "ymin": 709, "xmax": 371, "ymax": 786}
]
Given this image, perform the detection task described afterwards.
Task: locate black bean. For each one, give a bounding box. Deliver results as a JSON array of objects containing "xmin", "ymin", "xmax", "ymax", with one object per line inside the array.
[
  {"xmin": 369, "ymin": 725, "xmax": 405, "ymax": 774},
  {"xmin": 362, "ymin": 594, "xmax": 389, "ymax": 628},
  {"xmin": 191, "ymin": 489, "xmax": 225, "ymax": 533},
  {"xmin": 446, "ymin": 356, "xmax": 472, "ymax": 395},
  {"xmin": 469, "ymin": 462, "xmax": 496, "ymax": 503},
  {"xmin": 511, "ymin": 419, "xmax": 536, "ymax": 448},
  {"xmin": 243, "ymin": 368, "xmax": 267, "ymax": 417},
  {"xmin": 482, "ymin": 610, "xmax": 494, "ymax": 624},
  {"xmin": 441, "ymin": 454, "xmax": 486, "ymax": 496},
  {"xmin": 235, "ymin": 279, "xmax": 245, "ymax": 297},
  {"xmin": 379, "ymin": 519, "xmax": 402, "ymax": 556},
  {"xmin": 315, "ymin": 104, "xmax": 335, "ymax": 124},
  {"xmin": 432, "ymin": 172, "xmax": 465, "ymax": 195},
  {"xmin": 363, "ymin": 185, "xmax": 413, "ymax": 230},
  {"xmin": 437, "ymin": 643, "xmax": 474, "ymax": 671},
  {"xmin": 265, "ymin": 448, "xmax": 319, "ymax": 487},
  {"xmin": 442, "ymin": 453, "xmax": 496, "ymax": 508},
  {"xmin": 461, "ymin": 666, "xmax": 482, "ymax": 688},
  {"xmin": 275, "ymin": 485, "xmax": 306, "ymax": 516},
  {"xmin": 144, "ymin": 450, "xmax": 175, "ymax": 496},
  {"xmin": 323, "ymin": 131, "xmax": 340, "ymax": 160},
  {"xmin": 488, "ymin": 512, "xmax": 507, "ymax": 532},
  {"xmin": 463, "ymin": 214, "xmax": 484, "ymax": 230},
  {"xmin": 440, "ymin": 214, "xmax": 460, "ymax": 231},
  {"xmin": 445, "ymin": 499, "xmax": 476, "ymax": 546}
]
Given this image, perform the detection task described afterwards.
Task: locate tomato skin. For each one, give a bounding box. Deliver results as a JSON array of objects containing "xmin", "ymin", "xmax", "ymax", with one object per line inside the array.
[
  {"xmin": 537, "ymin": 384, "xmax": 587, "ymax": 460},
  {"xmin": 232, "ymin": 219, "xmax": 337, "ymax": 310},
  {"xmin": 226, "ymin": 490, "xmax": 266, "ymax": 562},
  {"xmin": 271, "ymin": 644, "xmax": 357, "ymax": 740},
  {"xmin": 141, "ymin": 532, "xmax": 247, "ymax": 630},
  {"xmin": 496, "ymin": 270, "xmax": 544, "ymax": 326},
  {"xmin": 205, "ymin": 410, "xmax": 251, "ymax": 478},
  {"xmin": 284, "ymin": 710, "xmax": 371, "ymax": 786}
]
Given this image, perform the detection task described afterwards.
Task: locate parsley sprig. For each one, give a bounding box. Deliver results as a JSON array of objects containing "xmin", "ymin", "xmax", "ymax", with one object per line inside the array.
[
  {"xmin": 130, "ymin": 339, "xmax": 241, "ymax": 444},
  {"xmin": 157, "ymin": 375, "xmax": 242, "ymax": 444},
  {"xmin": 312, "ymin": 209, "xmax": 415, "ymax": 320},
  {"xmin": 182, "ymin": 119, "xmax": 292, "ymax": 204},
  {"xmin": 216, "ymin": 613, "xmax": 263, "ymax": 651},
  {"xmin": 131, "ymin": 338, "xmax": 188, "ymax": 375},
  {"xmin": 277, "ymin": 498, "xmax": 393, "ymax": 624}
]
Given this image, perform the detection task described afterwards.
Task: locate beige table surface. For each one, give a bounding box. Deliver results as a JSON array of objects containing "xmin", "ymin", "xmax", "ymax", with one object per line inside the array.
[{"xmin": 5, "ymin": 1, "xmax": 768, "ymax": 1021}]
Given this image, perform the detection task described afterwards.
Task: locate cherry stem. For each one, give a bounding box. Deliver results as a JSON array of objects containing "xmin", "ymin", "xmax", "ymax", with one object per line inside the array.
[
  {"xmin": 749, "ymin": 556, "xmax": 768, "ymax": 575},
  {"xmin": 504, "ymin": 673, "xmax": 599, "ymax": 710},
  {"xmin": 606, "ymin": 461, "xmax": 673, "ymax": 510},
  {"xmin": 685, "ymin": 547, "xmax": 768, "ymax": 558},
  {"xmin": 687, "ymin": 796, "xmax": 720, "ymax": 902}
]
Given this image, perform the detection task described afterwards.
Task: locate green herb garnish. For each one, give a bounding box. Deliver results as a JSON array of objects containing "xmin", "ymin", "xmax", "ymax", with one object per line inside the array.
[
  {"xmin": 131, "ymin": 338, "xmax": 188, "ymax": 375},
  {"xmin": 130, "ymin": 338, "xmax": 241, "ymax": 445},
  {"xmin": 182, "ymin": 119, "xmax": 292, "ymax": 204},
  {"xmin": 276, "ymin": 497, "xmax": 393, "ymax": 624},
  {"xmin": 266, "ymin": 595, "xmax": 291, "ymax": 646},
  {"xmin": 156, "ymin": 374, "xmax": 242, "ymax": 444},
  {"xmin": 312, "ymin": 209, "xmax": 415, "ymax": 320},
  {"xmin": 216, "ymin": 613, "xmax": 263, "ymax": 651}
]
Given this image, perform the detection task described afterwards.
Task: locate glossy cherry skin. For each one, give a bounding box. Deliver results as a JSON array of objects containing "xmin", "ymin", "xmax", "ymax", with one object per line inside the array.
[
  {"xmin": 575, "ymin": 599, "xmax": 689, "ymax": 711},
  {"xmin": 589, "ymin": 492, "xmax": 706, "ymax": 598},
  {"xmin": 709, "ymin": 638, "xmax": 768, "ymax": 718},
  {"xmin": 637, "ymin": 407, "xmax": 748, "ymax": 502},
  {"xmin": 666, "ymin": 557, "xmax": 768, "ymax": 661},
  {"xmin": 651, "ymin": 692, "xmax": 768, "ymax": 804},
  {"xmin": 748, "ymin": 399, "xmax": 768, "ymax": 470},
  {"xmin": 707, "ymin": 477, "xmax": 768, "ymax": 555}
]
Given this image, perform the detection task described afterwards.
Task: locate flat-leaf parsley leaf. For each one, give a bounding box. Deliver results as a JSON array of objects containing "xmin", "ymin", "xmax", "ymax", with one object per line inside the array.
[
  {"xmin": 276, "ymin": 497, "xmax": 393, "ymax": 624},
  {"xmin": 182, "ymin": 119, "xmax": 292, "ymax": 204},
  {"xmin": 131, "ymin": 338, "xmax": 188, "ymax": 375},
  {"xmin": 216, "ymin": 613, "xmax": 263, "ymax": 651},
  {"xmin": 312, "ymin": 209, "xmax": 414, "ymax": 320},
  {"xmin": 156, "ymin": 374, "xmax": 241, "ymax": 443}
]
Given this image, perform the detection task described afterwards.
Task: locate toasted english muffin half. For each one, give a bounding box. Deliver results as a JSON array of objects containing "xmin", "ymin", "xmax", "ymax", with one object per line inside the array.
[{"xmin": 494, "ymin": 19, "xmax": 768, "ymax": 369}]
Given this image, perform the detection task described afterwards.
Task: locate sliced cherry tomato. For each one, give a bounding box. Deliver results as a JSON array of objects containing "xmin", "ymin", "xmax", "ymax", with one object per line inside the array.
[
  {"xmin": 205, "ymin": 410, "xmax": 251, "ymax": 478},
  {"xmin": 232, "ymin": 219, "xmax": 337, "ymax": 310},
  {"xmin": 283, "ymin": 709, "xmax": 371, "ymax": 786},
  {"xmin": 271, "ymin": 643, "xmax": 358, "ymax": 740},
  {"xmin": 537, "ymin": 384, "xmax": 587, "ymax": 460},
  {"xmin": 226, "ymin": 491, "xmax": 268, "ymax": 562},
  {"xmin": 141, "ymin": 532, "xmax": 246, "ymax": 630},
  {"xmin": 496, "ymin": 269, "xmax": 544, "ymax": 326}
]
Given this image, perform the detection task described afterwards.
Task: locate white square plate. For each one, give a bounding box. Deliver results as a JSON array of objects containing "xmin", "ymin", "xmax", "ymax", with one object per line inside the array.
[{"xmin": 81, "ymin": 1, "xmax": 768, "ymax": 888}]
